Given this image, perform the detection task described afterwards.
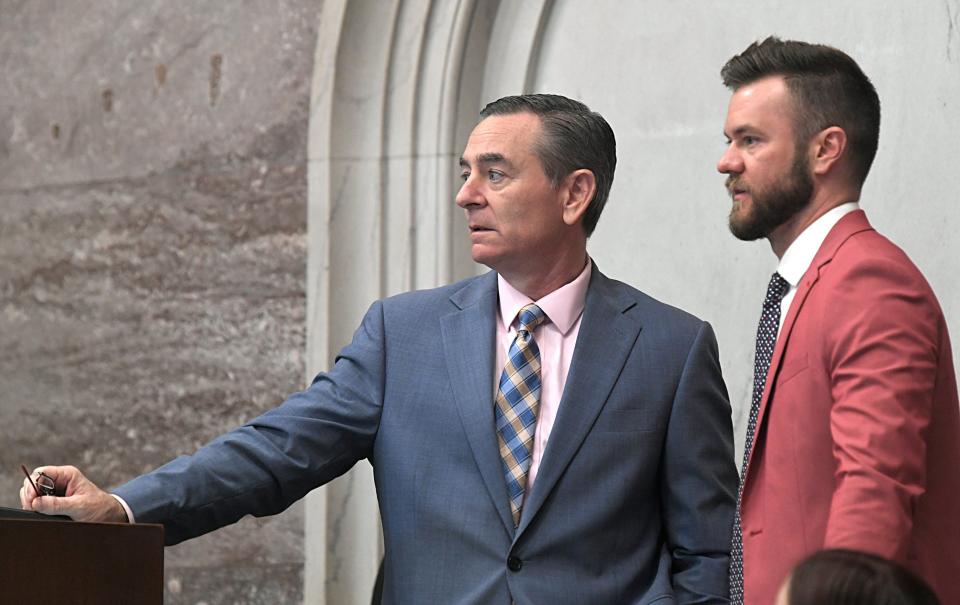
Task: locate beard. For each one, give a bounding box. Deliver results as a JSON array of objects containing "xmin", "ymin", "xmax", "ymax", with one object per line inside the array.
[{"xmin": 727, "ymin": 151, "xmax": 814, "ymax": 241}]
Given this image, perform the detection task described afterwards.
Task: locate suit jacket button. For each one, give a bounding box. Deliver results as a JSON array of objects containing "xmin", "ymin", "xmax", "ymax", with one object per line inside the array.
[{"xmin": 507, "ymin": 555, "xmax": 523, "ymax": 572}]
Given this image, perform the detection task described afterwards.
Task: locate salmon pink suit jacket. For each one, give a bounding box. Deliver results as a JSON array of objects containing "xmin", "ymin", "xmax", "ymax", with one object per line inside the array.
[{"xmin": 740, "ymin": 210, "xmax": 960, "ymax": 604}]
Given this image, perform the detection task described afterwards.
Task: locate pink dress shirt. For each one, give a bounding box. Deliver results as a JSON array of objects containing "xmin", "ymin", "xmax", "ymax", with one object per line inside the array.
[{"xmin": 495, "ymin": 261, "xmax": 591, "ymax": 496}]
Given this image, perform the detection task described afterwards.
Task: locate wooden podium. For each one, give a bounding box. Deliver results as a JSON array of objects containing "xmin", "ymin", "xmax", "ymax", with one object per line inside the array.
[{"xmin": 0, "ymin": 512, "xmax": 164, "ymax": 604}]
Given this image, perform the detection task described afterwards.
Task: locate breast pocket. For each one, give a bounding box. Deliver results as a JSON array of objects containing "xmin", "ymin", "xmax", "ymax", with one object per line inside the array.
[
  {"xmin": 592, "ymin": 408, "xmax": 658, "ymax": 433},
  {"xmin": 775, "ymin": 354, "xmax": 809, "ymax": 386}
]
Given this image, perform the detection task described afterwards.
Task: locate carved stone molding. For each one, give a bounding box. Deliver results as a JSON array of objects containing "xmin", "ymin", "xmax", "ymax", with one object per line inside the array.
[{"xmin": 304, "ymin": 0, "xmax": 558, "ymax": 602}]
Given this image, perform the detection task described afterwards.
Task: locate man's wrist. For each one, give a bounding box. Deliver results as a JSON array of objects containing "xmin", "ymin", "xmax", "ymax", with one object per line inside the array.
[{"xmin": 110, "ymin": 494, "xmax": 134, "ymax": 523}]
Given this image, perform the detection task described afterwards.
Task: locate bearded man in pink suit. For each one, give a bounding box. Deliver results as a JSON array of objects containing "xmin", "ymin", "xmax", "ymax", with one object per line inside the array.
[{"xmin": 718, "ymin": 37, "xmax": 960, "ymax": 605}]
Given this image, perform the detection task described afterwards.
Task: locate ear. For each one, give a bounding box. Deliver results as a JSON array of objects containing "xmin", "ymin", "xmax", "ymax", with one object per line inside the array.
[
  {"xmin": 560, "ymin": 169, "xmax": 597, "ymax": 227},
  {"xmin": 810, "ymin": 126, "xmax": 847, "ymax": 176}
]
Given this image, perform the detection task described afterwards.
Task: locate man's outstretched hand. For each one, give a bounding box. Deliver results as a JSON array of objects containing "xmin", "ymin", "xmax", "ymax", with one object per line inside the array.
[{"xmin": 20, "ymin": 465, "xmax": 128, "ymax": 523}]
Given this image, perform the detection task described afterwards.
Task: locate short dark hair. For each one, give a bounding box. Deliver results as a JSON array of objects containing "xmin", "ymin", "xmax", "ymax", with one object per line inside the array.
[
  {"xmin": 721, "ymin": 37, "xmax": 881, "ymax": 187},
  {"xmin": 479, "ymin": 94, "xmax": 617, "ymax": 237},
  {"xmin": 788, "ymin": 549, "xmax": 940, "ymax": 605}
]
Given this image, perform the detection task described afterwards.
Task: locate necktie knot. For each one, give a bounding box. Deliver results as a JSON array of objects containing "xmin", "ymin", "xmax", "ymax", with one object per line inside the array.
[
  {"xmin": 516, "ymin": 303, "xmax": 548, "ymax": 334},
  {"xmin": 766, "ymin": 272, "xmax": 790, "ymax": 303}
]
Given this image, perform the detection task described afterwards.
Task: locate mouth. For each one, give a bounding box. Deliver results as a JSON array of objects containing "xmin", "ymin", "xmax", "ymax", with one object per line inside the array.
[
  {"xmin": 725, "ymin": 177, "xmax": 748, "ymax": 201},
  {"xmin": 469, "ymin": 224, "xmax": 494, "ymax": 234}
]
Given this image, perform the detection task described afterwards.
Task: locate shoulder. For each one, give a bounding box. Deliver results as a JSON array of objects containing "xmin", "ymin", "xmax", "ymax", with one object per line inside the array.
[
  {"xmin": 344, "ymin": 273, "xmax": 494, "ymax": 348},
  {"xmin": 822, "ymin": 227, "xmax": 940, "ymax": 305},
  {"xmin": 812, "ymin": 228, "xmax": 946, "ymax": 344},
  {"xmin": 377, "ymin": 271, "xmax": 493, "ymax": 317},
  {"xmin": 590, "ymin": 270, "xmax": 711, "ymax": 345}
]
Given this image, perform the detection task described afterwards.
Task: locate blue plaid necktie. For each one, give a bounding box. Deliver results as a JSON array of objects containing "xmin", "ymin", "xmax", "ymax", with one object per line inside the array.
[
  {"xmin": 730, "ymin": 272, "xmax": 790, "ymax": 604},
  {"xmin": 495, "ymin": 303, "xmax": 549, "ymax": 527}
]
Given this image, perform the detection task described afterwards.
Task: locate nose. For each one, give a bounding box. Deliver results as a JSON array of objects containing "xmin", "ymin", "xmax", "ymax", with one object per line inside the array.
[
  {"xmin": 455, "ymin": 174, "xmax": 484, "ymax": 209},
  {"xmin": 717, "ymin": 144, "xmax": 742, "ymax": 175}
]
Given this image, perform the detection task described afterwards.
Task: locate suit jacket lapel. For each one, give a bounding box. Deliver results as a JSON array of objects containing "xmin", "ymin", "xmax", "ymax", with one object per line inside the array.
[
  {"xmin": 517, "ymin": 268, "xmax": 641, "ymax": 535},
  {"xmin": 746, "ymin": 210, "xmax": 875, "ymax": 472},
  {"xmin": 440, "ymin": 271, "xmax": 514, "ymax": 535}
]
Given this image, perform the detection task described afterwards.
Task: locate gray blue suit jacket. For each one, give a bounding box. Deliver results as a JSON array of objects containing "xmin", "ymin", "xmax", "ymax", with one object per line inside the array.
[{"xmin": 115, "ymin": 265, "xmax": 737, "ymax": 604}]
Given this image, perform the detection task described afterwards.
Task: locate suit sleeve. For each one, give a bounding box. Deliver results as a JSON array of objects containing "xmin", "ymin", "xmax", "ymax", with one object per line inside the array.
[
  {"xmin": 114, "ymin": 301, "xmax": 388, "ymax": 545},
  {"xmin": 824, "ymin": 252, "xmax": 941, "ymax": 557},
  {"xmin": 661, "ymin": 321, "xmax": 739, "ymax": 603}
]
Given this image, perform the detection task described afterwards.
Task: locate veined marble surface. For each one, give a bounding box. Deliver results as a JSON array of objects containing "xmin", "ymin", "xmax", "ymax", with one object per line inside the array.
[{"xmin": 0, "ymin": 2, "xmax": 317, "ymax": 603}]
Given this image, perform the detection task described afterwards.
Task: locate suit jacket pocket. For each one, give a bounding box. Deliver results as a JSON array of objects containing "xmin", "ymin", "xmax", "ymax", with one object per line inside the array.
[
  {"xmin": 593, "ymin": 408, "xmax": 657, "ymax": 433},
  {"xmin": 775, "ymin": 354, "xmax": 809, "ymax": 386}
]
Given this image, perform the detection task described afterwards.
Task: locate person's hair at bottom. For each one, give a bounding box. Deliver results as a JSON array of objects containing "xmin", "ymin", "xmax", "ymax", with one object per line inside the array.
[{"xmin": 787, "ymin": 549, "xmax": 939, "ymax": 605}]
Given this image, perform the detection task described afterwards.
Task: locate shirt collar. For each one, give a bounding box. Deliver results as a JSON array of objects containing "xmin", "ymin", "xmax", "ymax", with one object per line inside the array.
[
  {"xmin": 497, "ymin": 260, "xmax": 592, "ymax": 335},
  {"xmin": 777, "ymin": 202, "xmax": 859, "ymax": 287}
]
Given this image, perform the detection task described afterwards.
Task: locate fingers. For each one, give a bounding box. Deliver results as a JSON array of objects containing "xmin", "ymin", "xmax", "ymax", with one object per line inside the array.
[
  {"xmin": 19, "ymin": 465, "xmax": 126, "ymax": 523},
  {"xmin": 32, "ymin": 492, "xmax": 127, "ymax": 523},
  {"xmin": 31, "ymin": 482, "xmax": 125, "ymax": 523},
  {"xmin": 21, "ymin": 476, "xmax": 41, "ymax": 509},
  {"xmin": 30, "ymin": 494, "xmax": 94, "ymax": 520},
  {"xmin": 30, "ymin": 465, "xmax": 82, "ymax": 496},
  {"xmin": 29, "ymin": 494, "xmax": 68, "ymax": 516},
  {"xmin": 19, "ymin": 483, "xmax": 33, "ymax": 509},
  {"xmin": 31, "ymin": 465, "xmax": 89, "ymax": 499}
]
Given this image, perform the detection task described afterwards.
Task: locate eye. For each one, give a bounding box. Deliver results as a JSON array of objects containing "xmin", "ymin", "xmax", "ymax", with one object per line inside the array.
[
  {"xmin": 742, "ymin": 135, "xmax": 759, "ymax": 146},
  {"xmin": 488, "ymin": 170, "xmax": 504, "ymax": 183},
  {"xmin": 459, "ymin": 170, "xmax": 470, "ymax": 182}
]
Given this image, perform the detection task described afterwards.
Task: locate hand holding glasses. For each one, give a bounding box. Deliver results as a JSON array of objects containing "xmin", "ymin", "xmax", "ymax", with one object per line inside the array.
[{"xmin": 21, "ymin": 464, "xmax": 57, "ymax": 497}]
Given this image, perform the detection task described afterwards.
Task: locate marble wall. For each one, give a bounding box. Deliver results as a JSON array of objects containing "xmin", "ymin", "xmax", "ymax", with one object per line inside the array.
[
  {"xmin": 6, "ymin": 1, "xmax": 959, "ymax": 602},
  {"xmin": 305, "ymin": 1, "xmax": 960, "ymax": 599},
  {"xmin": 1, "ymin": 2, "xmax": 318, "ymax": 603}
]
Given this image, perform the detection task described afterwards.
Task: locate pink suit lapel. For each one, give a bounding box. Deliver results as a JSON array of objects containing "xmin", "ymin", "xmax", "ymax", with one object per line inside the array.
[{"xmin": 743, "ymin": 210, "xmax": 875, "ymax": 479}]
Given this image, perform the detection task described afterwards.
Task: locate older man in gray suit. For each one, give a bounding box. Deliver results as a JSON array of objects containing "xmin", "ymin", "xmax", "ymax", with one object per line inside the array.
[{"xmin": 23, "ymin": 94, "xmax": 737, "ymax": 603}]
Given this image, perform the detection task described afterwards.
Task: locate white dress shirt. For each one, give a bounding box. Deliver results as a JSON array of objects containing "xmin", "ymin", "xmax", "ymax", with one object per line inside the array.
[{"xmin": 776, "ymin": 202, "xmax": 860, "ymax": 333}]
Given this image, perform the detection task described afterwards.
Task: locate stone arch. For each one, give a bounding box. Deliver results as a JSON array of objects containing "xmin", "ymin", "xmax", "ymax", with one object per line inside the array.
[
  {"xmin": 303, "ymin": 0, "xmax": 960, "ymax": 602},
  {"xmin": 303, "ymin": 1, "xmax": 559, "ymax": 601}
]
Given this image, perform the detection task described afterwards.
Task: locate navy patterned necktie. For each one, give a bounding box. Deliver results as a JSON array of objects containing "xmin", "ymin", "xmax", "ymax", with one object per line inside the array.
[
  {"xmin": 495, "ymin": 303, "xmax": 549, "ymax": 527},
  {"xmin": 730, "ymin": 272, "xmax": 790, "ymax": 604}
]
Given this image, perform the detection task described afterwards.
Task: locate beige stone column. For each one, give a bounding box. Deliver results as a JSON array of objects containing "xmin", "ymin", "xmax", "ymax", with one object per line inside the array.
[{"xmin": 303, "ymin": 0, "xmax": 513, "ymax": 601}]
